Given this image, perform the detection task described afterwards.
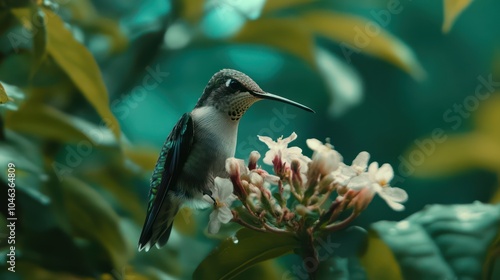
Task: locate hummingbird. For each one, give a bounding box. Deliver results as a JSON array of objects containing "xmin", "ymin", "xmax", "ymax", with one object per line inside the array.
[{"xmin": 138, "ymin": 69, "xmax": 314, "ymax": 251}]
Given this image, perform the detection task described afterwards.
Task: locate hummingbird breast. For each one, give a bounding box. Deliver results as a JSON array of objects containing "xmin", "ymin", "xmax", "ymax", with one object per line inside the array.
[{"xmin": 178, "ymin": 107, "xmax": 239, "ymax": 198}]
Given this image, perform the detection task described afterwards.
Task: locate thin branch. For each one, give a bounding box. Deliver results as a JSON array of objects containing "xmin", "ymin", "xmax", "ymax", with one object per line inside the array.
[
  {"xmin": 232, "ymin": 216, "xmax": 267, "ymax": 233},
  {"xmin": 323, "ymin": 211, "xmax": 359, "ymax": 232}
]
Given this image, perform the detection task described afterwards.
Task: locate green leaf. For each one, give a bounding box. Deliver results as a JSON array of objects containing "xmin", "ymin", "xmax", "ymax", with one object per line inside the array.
[
  {"xmin": 43, "ymin": 8, "xmax": 122, "ymax": 142},
  {"xmin": 60, "ymin": 177, "xmax": 130, "ymax": 269},
  {"xmin": 194, "ymin": 229, "xmax": 300, "ymax": 279},
  {"xmin": 233, "ymin": 18, "xmax": 315, "ymax": 66},
  {"xmin": 442, "ymin": 0, "xmax": 474, "ymax": 33},
  {"xmin": 6, "ymin": 103, "xmax": 116, "ymax": 147},
  {"xmin": 0, "ymin": 130, "xmax": 49, "ymax": 204},
  {"xmin": 31, "ymin": 6, "xmax": 47, "ymax": 77},
  {"xmin": 299, "ymin": 11, "xmax": 425, "ymax": 80},
  {"xmin": 364, "ymin": 203, "xmax": 500, "ymax": 280}
]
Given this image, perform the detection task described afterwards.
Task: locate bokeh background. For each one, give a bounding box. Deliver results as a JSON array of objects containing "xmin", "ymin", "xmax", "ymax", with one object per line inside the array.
[{"xmin": 0, "ymin": 0, "xmax": 499, "ymax": 279}]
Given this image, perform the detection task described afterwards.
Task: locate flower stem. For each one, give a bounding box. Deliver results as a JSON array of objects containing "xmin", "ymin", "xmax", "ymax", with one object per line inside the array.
[
  {"xmin": 323, "ymin": 211, "xmax": 358, "ymax": 232},
  {"xmin": 299, "ymin": 228, "xmax": 319, "ymax": 280},
  {"xmin": 232, "ymin": 211, "xmax": 268, "ymax": 233}
]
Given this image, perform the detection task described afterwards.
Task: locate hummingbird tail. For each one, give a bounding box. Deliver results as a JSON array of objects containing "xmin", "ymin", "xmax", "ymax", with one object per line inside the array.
[{"xmin": 138, "ymin": 195, "xmax": 181, "ymax": 252}]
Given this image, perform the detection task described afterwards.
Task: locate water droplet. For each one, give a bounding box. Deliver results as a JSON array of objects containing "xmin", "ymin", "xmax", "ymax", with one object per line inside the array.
[{"xmin": 231, "ymin": 236, "xmax": 239, "ymax": 244}]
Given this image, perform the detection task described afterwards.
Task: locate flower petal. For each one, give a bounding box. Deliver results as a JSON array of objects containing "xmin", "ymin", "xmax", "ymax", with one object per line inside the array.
[
  {"xmin": 263, "ymin": 150, "xmax": 276, "ymax": 166},
  {"xmin": 382, "ymin": 197, "xmax": 405, "ymax": 211},
  {"xmin": 368, "ymin": 162, "xmax": 379, "ymax": 180},
  {"xmin": 217, "ymin": 207, "xmax": 233, "ymax": 223},
  {"xmin": 208, "ymin": 210, "xmax": 222, "ymax": 234},
  {"xmin": 347, "ymin": 173, "xmax": 371, "ymax": 190},
  {"xmin": 306, "ymin": 138, "xmax": 324, "ymax": 151},
  {"xmin": 257, "ymin": 135, "xmax": 276, "ymax": 148},
  {"xmin": 214, "ymin": 177, "xmax": 234, "ymax": 199},
  {"xmin": 380, "ymin": 187, "xmax": 408, "ymax": 203},
  {"xmin": 203, "ymin": 194, "xmax": 215, "ymax": 204},
  {"xmin": 282, "ymin": 132, "xmax": 297, "ymax": 144},
  {"xmin": 286, "ymin": 146, "xmax": 303, "ymax": 156},
  {"xmin": 352, "ymin": 151, "xmax": 370, "ymax": 169},
  {"xmin": 377, "ymin": 163, "xmax": 394, "ymax": 183}
]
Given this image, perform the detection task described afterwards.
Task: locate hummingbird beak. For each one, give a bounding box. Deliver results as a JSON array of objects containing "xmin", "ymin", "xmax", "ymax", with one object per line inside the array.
[{"xmin": 251, "ymin": 91, "xmax": 315, "ymax": 113}]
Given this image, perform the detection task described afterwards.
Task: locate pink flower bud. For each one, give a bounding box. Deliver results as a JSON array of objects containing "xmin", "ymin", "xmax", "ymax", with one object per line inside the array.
[{"xmin": 248, "ymin": 151, "xmax": 261, "ymax": 170}]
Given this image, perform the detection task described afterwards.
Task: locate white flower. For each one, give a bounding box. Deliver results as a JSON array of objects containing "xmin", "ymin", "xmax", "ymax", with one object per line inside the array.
[
  {"xmin": 258, "ymin": 132, "xmax": 310, "ymax": 171},
  {"xmin": 332, "ymin": 152, "xmax": 370, "ymax": 186},
  {"xmin": 347, "ymin": 162, "xmax": 408, "ymax": 211},
  {"xmin": 203, "ymin": 177, "xmax": 237, "ymax": 234},
  {"xmin": 306, "ymin": 138, "xmax": 342, "ymax": 176}
]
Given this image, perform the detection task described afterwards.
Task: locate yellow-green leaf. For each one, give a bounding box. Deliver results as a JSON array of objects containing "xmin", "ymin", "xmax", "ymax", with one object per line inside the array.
[
  {"xmin": 474, "ymin": 93, "xmax": 500, "ymax": 142},
  {"xmin": 442, "ymin": 0, "xmax": 474, "ymax": 33},
  {"xmin": 61, "ymin": 176, "xmax": 130, "ymax": 269},
  {"xmin": 233, "ymin": 18, "xmax": 315, "ymax": 67},
  {"xmin": 6, "ymin": 103, "xmax": 116, "ymax": 147},
  {"xmin": 300, "ymin": 11, "xmax": 425, "ymax": 79},
  {"xmin": 123, "ymin": 145, "xmax": 158, "ymax": 171},
  {"xmin": 408, "ymin": 133, "xmax": 500, "ymax": 177},
  {"xmin": 263, "ymin": 0, "xmax": 316, "ymax": 14},
  {"xmin": 0, "ymin": 82, "xmax": 8, "ymax": 104},
  {"xmin": 180, "ymin": 0, "xmax": 205, "ymax": 23},
  {"xmin": 43, "ymin": 8, "xmax": 122, "ymax": 141},
  {"xmin": 361, "ymin": 232, "xmax": 402, "ymax": 280}
]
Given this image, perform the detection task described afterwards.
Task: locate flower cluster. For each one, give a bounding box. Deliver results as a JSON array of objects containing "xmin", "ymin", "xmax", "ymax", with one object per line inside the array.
[{"xmin": 203, "ymin": 133, "xmax": 408, "ymax": 236}]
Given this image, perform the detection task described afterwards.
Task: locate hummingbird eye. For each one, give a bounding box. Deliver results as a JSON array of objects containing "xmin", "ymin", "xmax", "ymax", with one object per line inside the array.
[{"xmin": 225, "ymin": 79, "xmax": 242, "ymax": 91}]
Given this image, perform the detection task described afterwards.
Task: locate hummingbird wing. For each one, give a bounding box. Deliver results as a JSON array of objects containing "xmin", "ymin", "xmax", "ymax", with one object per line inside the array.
[{"xmin": 138, "ymin": 113, "xmax": 194, "ymax": 251}]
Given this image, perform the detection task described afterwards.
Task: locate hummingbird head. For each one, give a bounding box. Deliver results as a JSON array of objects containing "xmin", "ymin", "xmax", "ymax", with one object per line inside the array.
[{"xmin": 195, "ymin": 69, "xmax": 314, "ymax": 121}]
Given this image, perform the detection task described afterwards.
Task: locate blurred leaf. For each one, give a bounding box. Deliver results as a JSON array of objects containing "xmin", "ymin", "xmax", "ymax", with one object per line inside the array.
[
  {"xmin": 200, "ymin": 0, "xmax": 267, "ymax": 39},
  {"xmin": 6, "ymin": 103, "xmax": 116, "ymax": 147},
  {"xmin": 173, "ymin": 207, "xmax": 197, "ymax": 236},
  {"xmin": 85, "ymin": 169, "xmax": 145, "ymax": 223},
  {"xmin": 66, "ymin": 0, "xmax": 128, "ymax": 52},
  {"xmin": 300, "ymin": 11, "xmax": 425, "ymax": 79},
  {"xmin": 43, "ymin": 8, "xmax": 122, "ymax": 141},
  {"xmin": 263, "ymin": 0, "xmax": 316, "ymax": 14},
  {"xmin": 17, "ymin": 262, "xmax": 93, "ymax": 280},
  {"xmin": 236, "ymin": 260, "xmax": 285, "ymax": 280},
  {"xmin": 360, "ymin": 231, "xmax": 402, "ymax": 280},
  {"xmin": 409, "ymin": 133, "xmax": 500, "ymax": 177},
  {"xmin": 315, "ymin": 46, "xmax": 363, "ymax": 117},
  {"xmin": 317, "ymin": 257, "xmax": 367, "ymax": 280},
  {"xmin": 60, "ymin": 177, "xmax": 130, "ymax": 269},
  {"xmin": 0, "ymin": 130, "xmax": 48, "ymax": 203},
  {"xmin": 180, "ymin": 0, "xmax": 204, "ymax": 23},
  {"xmin": 366, "ymin": 203, "xmax": 500, "ymax": 280},
  {"xmin": 208, "ymin": 0, "xmax": 266, "ymax": 20},
  {"xmin": 233, "ymin": 18, "xmax": 315, "ymax": 66},
  {"xmin": 0, "ymin": 0, "xmax": 31, "ymax": 8},
  {"xmin": 31, "ymin": 6, "xmax": 47, "ymax": 76},
  {"xmin": 442, "ymin": 0, "xmax": 474, "ymax": 33},
  {"xmin": 0, "ymin": 82, "xmax": 8, "ymax": 104},
  {"xmin": 123, "ymin": 145, "xmax": 158, "ymax": 171},
  {"xmin": 491, "ymin": 187, "xmax": 500, "ymax": 203},
  {"xmin": 194, "ymin": 228, "xmax": 299, "ymax": 279},
  {"xmin": 474, "ymin": 93, "xmax": 500, "ymax": 142}
]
